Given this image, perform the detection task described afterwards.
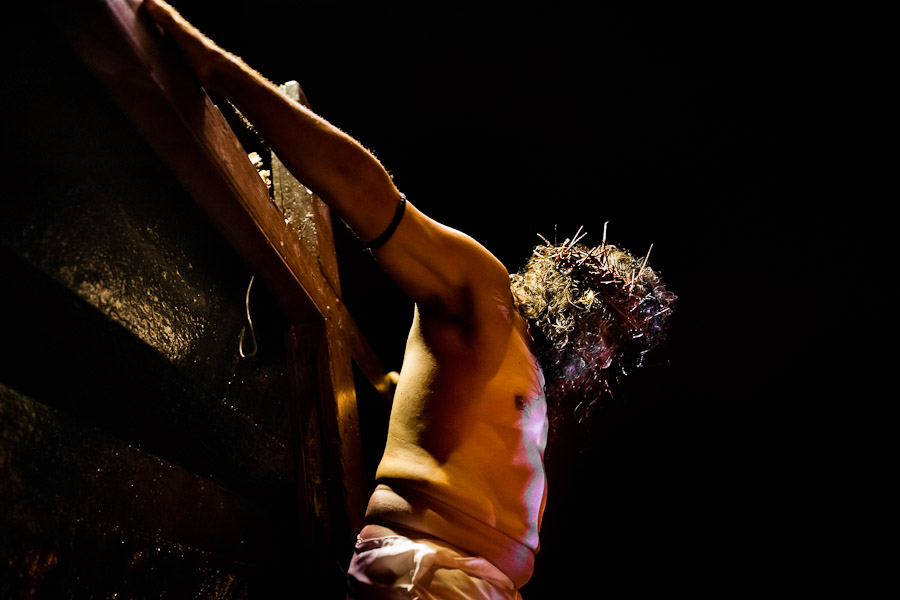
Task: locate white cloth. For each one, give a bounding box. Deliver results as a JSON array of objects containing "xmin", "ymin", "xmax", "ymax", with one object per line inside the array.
[{"xmin": 346, "ymin": 534, "xmax": 522, "ymax": 600}]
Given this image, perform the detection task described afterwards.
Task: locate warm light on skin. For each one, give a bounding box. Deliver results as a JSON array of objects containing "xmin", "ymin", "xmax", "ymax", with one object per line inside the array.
[
  {"xmin": 520, "ymin": 365, "xmax": 548, "ymax": 548},
  {"xmin": 493, "ymin": 288, "xmax": 549, "ymax": 548}
]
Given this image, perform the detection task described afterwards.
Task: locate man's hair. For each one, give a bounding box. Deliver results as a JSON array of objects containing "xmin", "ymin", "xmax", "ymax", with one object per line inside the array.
[{"xmin": 510, "ymin": 228, "xmax": 676, "ymax": 435}]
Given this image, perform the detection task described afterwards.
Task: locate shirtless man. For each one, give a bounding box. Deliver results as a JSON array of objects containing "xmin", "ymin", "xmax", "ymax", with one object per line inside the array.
[{"xmin": 143, "ymin": 2, "xmax": 674, "ymax": 597}]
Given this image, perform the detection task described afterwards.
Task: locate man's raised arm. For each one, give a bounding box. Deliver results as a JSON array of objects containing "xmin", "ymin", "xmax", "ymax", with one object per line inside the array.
[{"xmin": 142, "ymin": 0, "xmax": 510, "ymax": 324}]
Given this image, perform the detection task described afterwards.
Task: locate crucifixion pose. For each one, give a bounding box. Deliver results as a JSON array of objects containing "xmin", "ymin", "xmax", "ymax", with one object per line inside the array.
[{"xmin": 143, "ymin": 2, "xmax": 674, "ymax": 597}]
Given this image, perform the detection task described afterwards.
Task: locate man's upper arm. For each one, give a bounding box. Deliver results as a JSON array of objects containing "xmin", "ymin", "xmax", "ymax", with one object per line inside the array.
[{"xmin": 370, "ymin": 202, "xmax": 510, "ymax": 323}]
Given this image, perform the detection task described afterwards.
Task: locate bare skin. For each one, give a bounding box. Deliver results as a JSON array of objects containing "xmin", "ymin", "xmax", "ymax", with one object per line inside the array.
[{"xmin": 144, "ymin": 0, "xmax": 547, "ymax": 555}]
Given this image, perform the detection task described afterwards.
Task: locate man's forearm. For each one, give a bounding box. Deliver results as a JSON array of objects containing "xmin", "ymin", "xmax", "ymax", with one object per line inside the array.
[
  {"xmin": 144, "ymin": 0, "xmax": 402, "ymax": 243},
  {"xmin": 217, "ymin": 57, "xmax": 400, "ymax": 237}
]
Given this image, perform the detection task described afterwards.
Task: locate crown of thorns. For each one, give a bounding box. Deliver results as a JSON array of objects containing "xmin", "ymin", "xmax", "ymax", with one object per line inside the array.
[{"xmin": 534, "ymin": 224, "xmax": 674, "ymax": 353}]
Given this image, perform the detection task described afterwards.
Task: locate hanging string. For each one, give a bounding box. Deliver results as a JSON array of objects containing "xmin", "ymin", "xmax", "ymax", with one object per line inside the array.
[{"xmin": 238, "ymin": 275, "xmax": 258, "ymax": 358}]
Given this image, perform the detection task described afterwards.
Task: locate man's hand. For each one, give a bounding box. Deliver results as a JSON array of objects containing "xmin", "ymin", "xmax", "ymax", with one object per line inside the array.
[{"xmin": 142, "ymin": 0, "xmax": 230, "ymax": 92}]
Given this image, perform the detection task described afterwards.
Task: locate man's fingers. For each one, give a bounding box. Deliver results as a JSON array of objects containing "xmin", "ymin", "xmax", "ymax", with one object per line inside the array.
[
  {"xmin": 142, "ymin": 0, "xmax": 175, "ymax": 28},
  {"xmin": 141, "ymin": 0, "xmax": 225, "ymax": 90},
  {"xmin": 143, "ymin": 0, "xmax": 206, "ymax": 48}
]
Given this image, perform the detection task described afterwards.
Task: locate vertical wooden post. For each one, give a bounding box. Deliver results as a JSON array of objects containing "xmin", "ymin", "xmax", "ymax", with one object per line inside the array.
[
  {"xmin": 272, "ymin": 87, "xmax": 368, "ymax": 544},
  {"xmin": 317, "ymin": 320, "xmax": 368, "ymax": 538}
]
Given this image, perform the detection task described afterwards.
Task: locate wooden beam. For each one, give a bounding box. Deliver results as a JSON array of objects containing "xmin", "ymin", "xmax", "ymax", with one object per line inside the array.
[
  {"xmin": 47, "ymin": 0, "xmax": 390, "ymax": 400},
  {"xmin": 0, "ymin": 384, "xmax": 280, "ymax": 581}
]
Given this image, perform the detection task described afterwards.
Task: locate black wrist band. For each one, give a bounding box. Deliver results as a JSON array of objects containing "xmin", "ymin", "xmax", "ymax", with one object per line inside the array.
[{"xmin": 364, "ymin": 193, "xmax": 407, "ymax": 251}]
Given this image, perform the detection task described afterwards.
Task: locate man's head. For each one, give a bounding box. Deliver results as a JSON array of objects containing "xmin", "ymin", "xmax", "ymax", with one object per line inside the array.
[{"xmin": 510, "ymin": 228, "xmax": 676, "ymax": 430}]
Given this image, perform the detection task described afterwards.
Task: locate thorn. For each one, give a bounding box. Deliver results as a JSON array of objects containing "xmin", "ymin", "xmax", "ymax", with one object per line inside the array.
[
  {"xmin": 571, "ymin": 225, "xmax": 588, "ymax": 247},
  {"xmin": 636, "ymin": 243, "xmax": 653, "ymax": 283}
]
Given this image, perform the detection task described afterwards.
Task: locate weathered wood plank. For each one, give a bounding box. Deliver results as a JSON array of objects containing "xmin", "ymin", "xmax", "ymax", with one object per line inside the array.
[
  {"xmin": 0, "ymin": 247, "xmax": 295, "ymax": 504},
  {"xmin": 0, "ymin": 384, "xmax": 310, "ymax": 597}
]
